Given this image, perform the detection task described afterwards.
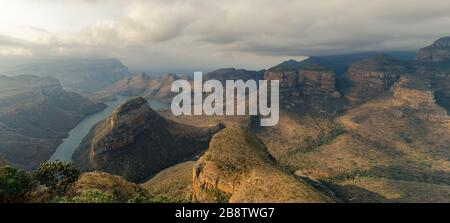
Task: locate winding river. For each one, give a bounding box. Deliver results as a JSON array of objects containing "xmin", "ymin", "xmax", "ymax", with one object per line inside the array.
[{"xmin": 49, "ymin": 96, "xmax": 170, "ymax": 162}]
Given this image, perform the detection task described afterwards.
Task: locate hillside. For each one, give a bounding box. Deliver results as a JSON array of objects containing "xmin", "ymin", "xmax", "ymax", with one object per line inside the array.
[
  {"xmin": 192, "ymin": 128, "xmax": 335, "ymax": 203},
  {"xmin": 72, "ymin": 97, "xmax": 222, "ymax": 182},
  {"xmin": 0, "ymin": 58, "xmax": 129, "ymax": 93},
  {"xmin": 0, "ymin": 75, "xmax": 105, "ymax": 170}
]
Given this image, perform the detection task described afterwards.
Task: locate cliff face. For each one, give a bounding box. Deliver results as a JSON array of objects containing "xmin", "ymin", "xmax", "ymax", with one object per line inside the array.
[
  {"xmin": 0, "ymin": 75, "xmax": 105, "ymax": 170},
  {"xmin": 192, "ymin": 128, "xmax": 334, "ymax": 203},
  {"xmin": 73, "ymin": 97, "xmax": 221, "ymax": 182},
  {"xmin": 417, "ymin": 37, "xmax": 450, "ymax": 62},
  {"xmin": 264, "ymin": 64, "xmax": 342, "ymax": 112},
  {"xmin": 343, "ymin": 54, "xmax": 407, "ymax": 103}
]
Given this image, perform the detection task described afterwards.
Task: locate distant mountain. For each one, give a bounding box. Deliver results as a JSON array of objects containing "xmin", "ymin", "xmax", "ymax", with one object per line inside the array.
[
  {"xmin": 417, "ymin": 37, "xmax": 450, "ymax": 62},
  {"xmin": 0, "ymin": 75, "xmax": 105, "ymax": 170},
  {"xmin": 72, "ymin": 97, "xmax": 222, "ymax": 182},
  {"xmin": 271, "ymin": 51, "xmax": 416, "ymax": 76},
  {"xmin": 342, "ymin": 53, "xmax": 409, "ymax": 103},
  {"xmin": 0, "ymin": 58, "xmax": 129, "ymax": 93},
  {"xmin": 96, "ymin": 68, "xmax": 263, "ymax": 103},
  {"xmin": 204, "ymin": 68, "xmax": 264, "ymax": 83}
]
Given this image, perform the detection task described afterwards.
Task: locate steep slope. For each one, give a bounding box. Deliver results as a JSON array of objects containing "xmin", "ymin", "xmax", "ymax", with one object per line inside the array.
[
  {"xmin": 342, "ymin": 54, "xmax": 408, "ymax": 103},
  {"xmin": 73, "ymin": 97, "xmax": 221, "ymax": 182},
  {"xmin": 0, "ymin": 75, "xmax": 105, "ymax": 170},
  {"xmin": 413, "ymin": 37, "xmax": 450, "ymax": 113},
  {"xmin": 204, "ymin": 68, "xmax": 264, "ymax": 84},
  {"xmin": 97, "ymin": 73, "xmax": 191, "ymax": 103},
  {"xmin": 417, "ymin": 37, "xmax": 450, "ymax": 62},
  {"xmin": 264, "ymin": 63, "xmax": 344, "ymax": 113},
  {"xmin": 285, "ymin": 74, "xmax": 450, "ymax": 202},
  {"xmin": 141, "ymin": 161, "xmax": 195, "ymax": 202},
  {"xmin": 192, "ymin": 127, "xmax": 335, "ymax": 203}
]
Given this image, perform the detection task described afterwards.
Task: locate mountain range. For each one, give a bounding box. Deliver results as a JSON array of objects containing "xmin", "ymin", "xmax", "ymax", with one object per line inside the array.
[{"xmin": 1, "ymin": 37, "xmax": 449, "ymax": 203}]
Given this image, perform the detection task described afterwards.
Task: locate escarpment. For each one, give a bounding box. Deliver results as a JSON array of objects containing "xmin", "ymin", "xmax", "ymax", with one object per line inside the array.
[
  {"xmin": 73, "ymin": 97, "xmax": 221, "ymax": 182},
  {"xmin": 264, "ymin": 64, "xmax": 343, "ymax": 113},
  {"xmin": 192, "ymin": 128, "xmax": 335, "ymax": 203},
  {"xmin": 343, "ymin": 54, "xmax": 408, "ymax": 103}
]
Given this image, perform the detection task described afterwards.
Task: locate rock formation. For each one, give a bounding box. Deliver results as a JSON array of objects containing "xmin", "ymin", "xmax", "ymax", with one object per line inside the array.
[
  {"xmin": 417, "ymin": 37, "xmax": 450, "ymax": 62},
  {"xmin": 0, "ymin": 75, "xmax": 105, "ymax": 170},
  {"xmin": 73, "ymin": 97, "xmax": 221, "ymax": 182},
  {"xmin": 264, "ymin": 63, "xmax": 342, "ymax": 112},
  {"xmin": 0, "ymin": 58, "xmax": 129, "ymax": 93},
  {"xmin": 204, "ymin": 68, "xmax": 264, "ymax": 84},
  {"xmin": 343, "ymin": 54, "xmax": 407, "ymax": 103},
  {"xmin": 192, "ymin": 127, "xmax": 335, "ymax": 203}
]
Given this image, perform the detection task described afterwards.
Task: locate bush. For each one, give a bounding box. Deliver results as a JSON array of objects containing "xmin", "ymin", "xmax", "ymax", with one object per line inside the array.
[
  {"xmin": 0, "ymin": 165, "xmax": 33, "ymax": 203},
  {"xmin": 33, "ymin": 161, "xmax": 80, "ymax": 195},
  {"xmin": 52, "ymin": 190, "xmax": 117, "ymax": 203}
]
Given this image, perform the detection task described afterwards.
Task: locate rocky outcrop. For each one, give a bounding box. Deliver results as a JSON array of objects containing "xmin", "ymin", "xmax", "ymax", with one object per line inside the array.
[
  {"xmin": 192, "ymin": 127, "xmax": 335, "ymax": 203},
  {"xmin": 343, "ymin": 54, "xmax": 407, "ymax": 103},
  {"xmin": 73, "ymin": 97, "xmax": 221, "ymax": 182},
  {"xmin": 417, "ymin": 37, "xmax": 450, "ymax": 62},
  {"xmin": 264, "ymin": 64, "xmax": 342, "ymax": 112},
  {"xmin": 0, "ymin": 75, "xmax": 105, "ymax": 170}
]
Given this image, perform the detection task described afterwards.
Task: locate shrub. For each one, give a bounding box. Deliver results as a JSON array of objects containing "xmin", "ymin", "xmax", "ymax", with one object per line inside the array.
[
  {"xmin": 52, "ymin": 190, "xmax": 117, "ymax": 203},
  {"xmin": 33, "ymin": 161, "xmax": 80, "ymax": 195},
  {"xmin": 0, "ymin": 165, "xmax": 33, "ymax": 203}
]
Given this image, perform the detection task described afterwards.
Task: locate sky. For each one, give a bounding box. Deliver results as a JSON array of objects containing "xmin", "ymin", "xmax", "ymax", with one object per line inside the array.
[{"xmin": 0, "ymin": 0, "xmax": 450, "ymax": 72}]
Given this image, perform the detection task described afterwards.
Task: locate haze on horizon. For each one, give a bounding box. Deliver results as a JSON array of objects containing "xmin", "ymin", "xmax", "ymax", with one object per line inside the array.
[{"xmin": 1, "ymin": 0, "xmax": 450, "ymax": 72}]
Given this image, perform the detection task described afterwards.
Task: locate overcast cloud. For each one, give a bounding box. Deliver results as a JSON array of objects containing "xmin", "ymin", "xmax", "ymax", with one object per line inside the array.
[{"xmin": 0, "ymin": 0, "xmax": 450, "ymax": 71}]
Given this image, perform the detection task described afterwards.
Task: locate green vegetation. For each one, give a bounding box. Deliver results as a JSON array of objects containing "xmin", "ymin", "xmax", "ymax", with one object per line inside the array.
[
  {"xmin": 305, "ymin": 123, "xmax": 345, "ymax": 151},
  {"xmin": 52, "ymin": 190, "xmax": 118, "ymax": 203},
  {"xmin": 205, "ymin": 188, "xmax": 231, "ymax": 203},
  {"xmin": 0, "ymin": 166, "xmax": 34, "ymax": 203},
  {"xmin": 33, "ymin": 161, "xmax": 81, "ymax": 195}
]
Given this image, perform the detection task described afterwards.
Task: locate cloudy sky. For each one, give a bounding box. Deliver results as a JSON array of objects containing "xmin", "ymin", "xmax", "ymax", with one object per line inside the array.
[{"xmin": 0, "ymin": 0, "xmax": 449, "ymax": 72}]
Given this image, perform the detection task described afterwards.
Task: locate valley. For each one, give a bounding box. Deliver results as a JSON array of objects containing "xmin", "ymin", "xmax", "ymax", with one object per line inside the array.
[{"xmin": 1, "ymin": 37, "xmax": 450, "ymax": 203}]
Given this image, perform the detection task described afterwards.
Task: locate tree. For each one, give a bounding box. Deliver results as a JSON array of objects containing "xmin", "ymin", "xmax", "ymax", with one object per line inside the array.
[
  {"xmin": 33, "ymin": 161, "xmax": 80, "ymax": 195},
  {"xmin": 0, "ymin": 165, "xmax": 33, "ymax": 203}
]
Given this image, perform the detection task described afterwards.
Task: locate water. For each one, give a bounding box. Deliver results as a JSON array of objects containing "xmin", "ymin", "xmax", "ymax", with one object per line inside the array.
[{"xmin": 49, "ymin": 96, "xmax": 170, "ymax": 162}]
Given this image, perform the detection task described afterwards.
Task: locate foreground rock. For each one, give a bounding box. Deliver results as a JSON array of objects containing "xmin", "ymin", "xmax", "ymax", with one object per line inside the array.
[
  {"xmin": 192, "ymin": 128, "xmax": 335, "ymax": 203},
  {"xmin": 67, "ymin": 171, "xmax": 147, "ymax": 202},
  {"xmin": 73, "ymin": 97, "xmax": 221, "ymax": 182}
]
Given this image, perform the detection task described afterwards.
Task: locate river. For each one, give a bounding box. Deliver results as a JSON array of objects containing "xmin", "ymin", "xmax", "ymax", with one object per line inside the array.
[{"xmin": 49, "ymin": 96, "xmax": 170, "ymax": 162}]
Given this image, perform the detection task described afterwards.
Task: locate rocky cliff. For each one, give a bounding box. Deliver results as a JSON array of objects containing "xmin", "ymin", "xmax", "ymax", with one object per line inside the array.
[
  {"xmin": 413, "ymin": 37, "xmax": 450, "ymax": 113},
  {"xmin": 0, "ymin": 75, "xmax": 105, "ymax": 170},
  {"xmin": 264, "ymin": 63, "xmax": 343, "ymax": 112},
  {"xmin": 343, "ymin": 54, "xmax": 407, "ymax": 103},
  {"xmin": 73, "ymin": 97, "xmax": 221, "ymax": 182},
  {"xmin": 98, "ymin": 73, "xmax": 191, "ymax": 103},
  {"xmin": 417, "ymin": 37, "xmax": 450, "ymax": 62},
  {"xmin": 204, "ymin": 68, "xmax": 264, "ymax": 84},
  {"xmin": 192, "ymin": 127, "xmax": 335, "ymax": 203},
  {"xmin": 1, "ymin": 58, "xmax": 129, "ymax": 93}
]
